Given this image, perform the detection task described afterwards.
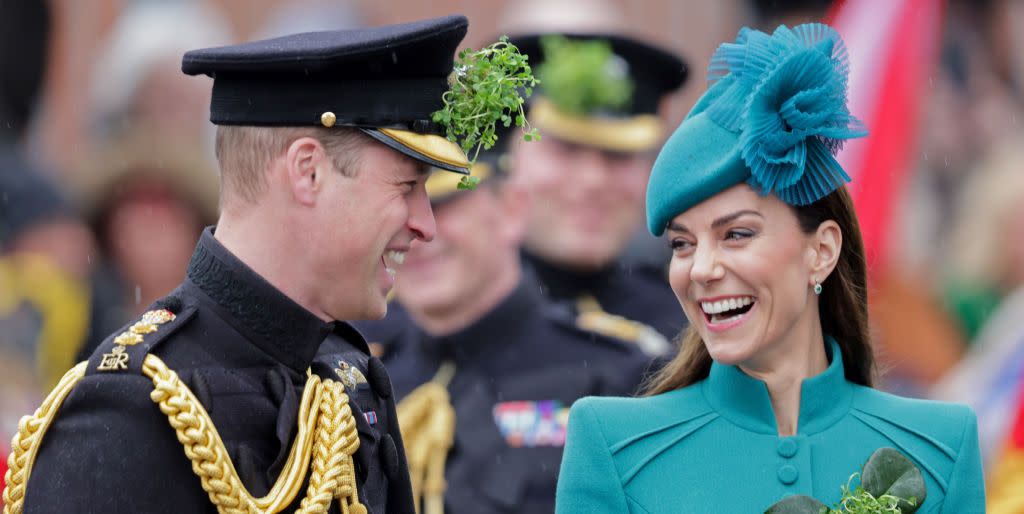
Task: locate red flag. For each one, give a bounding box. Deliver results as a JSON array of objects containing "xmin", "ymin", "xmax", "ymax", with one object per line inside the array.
[{"xmin": 828, "ymin": 0, "xmax": 944, "ymax": 275}]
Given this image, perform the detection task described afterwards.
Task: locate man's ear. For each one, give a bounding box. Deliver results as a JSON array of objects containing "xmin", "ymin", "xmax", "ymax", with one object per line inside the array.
[
  {"xmin": 808, "ymin": 219, "xmax": 842, "ymax": 286},
  {"xmin": 497, "ymin": 181, "xmax": 531, "ymax": 246},
  {"xmin": 285, "ymin": 136, "xmax": 331, "ymax": 206}
]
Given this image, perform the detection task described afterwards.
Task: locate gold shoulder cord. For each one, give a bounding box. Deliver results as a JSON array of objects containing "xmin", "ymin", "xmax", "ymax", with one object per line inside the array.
[
  {"xmin": 3, "ymin": 362, "xmax": 88, "ymax": 514},
  {"xmin": 3, "ymin": 355, "xmax": 367, "ymax": 514},
  {"xmin": 396, "ymin": 362, "xmax": 457, "ymax": 514}
]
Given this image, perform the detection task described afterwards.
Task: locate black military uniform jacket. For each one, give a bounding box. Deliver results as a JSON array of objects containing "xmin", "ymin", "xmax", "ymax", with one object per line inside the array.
[
  {"xmin": 22, "ymin": 228, "xmax": 414, "ymax": 514},
  {"xmin": 356, "ymin": 277, "xmax": 652, "ymax": 514},
  {"xmin": 522, "ymin": 250, "xmax": 686, "ymax": 345}
]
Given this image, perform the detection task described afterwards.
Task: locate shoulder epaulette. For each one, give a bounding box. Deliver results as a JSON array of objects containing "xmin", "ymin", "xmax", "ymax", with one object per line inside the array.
[
  {"xmin": 85, "ymin": 297, "xmax": 197, "ymax": 377},
  {"xmin": 575, "ymin": 309, "xmax": 672, "ymax": 357}
]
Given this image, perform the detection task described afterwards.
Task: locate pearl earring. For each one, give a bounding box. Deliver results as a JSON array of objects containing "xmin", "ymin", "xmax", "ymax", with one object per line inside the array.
[{"xmin": 813, "ymin": 282, "xmax": 823, "ymax": 295}]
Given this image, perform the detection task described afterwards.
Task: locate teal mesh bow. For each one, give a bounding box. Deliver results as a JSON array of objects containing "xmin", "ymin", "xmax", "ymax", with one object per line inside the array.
[{"xmin": 705, "ymin": 24, "xmax": 867, "ymax": 205}]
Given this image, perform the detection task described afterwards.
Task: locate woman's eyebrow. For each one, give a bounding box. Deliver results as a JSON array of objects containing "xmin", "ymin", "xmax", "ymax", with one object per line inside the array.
[
  {"xmin": 667, "ymin": 209, "xmax": 763, "ymax": 233},
  {"xmin": 666, "ymin": 221, "xmax": 690, "ymax": 234},
  {"xmin": 711, "ymin": 209, "xmax": 763, "ymax": 229}
]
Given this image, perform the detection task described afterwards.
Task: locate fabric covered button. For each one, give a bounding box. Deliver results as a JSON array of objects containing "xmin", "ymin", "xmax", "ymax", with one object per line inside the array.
[
  {"xmin": 367, "ymin": 356, "xmax": 393, "ymax": 398},
  {"xmin": 777, "ymin": 438, "xmax": 798, "ymax": 458},
  {"xmin": 777, "ymin": 465, "xmax": 798, "ymax": 485},
  {"xmin": 381, "ymin": 434, "xmax": 400, "ymax": 480}
]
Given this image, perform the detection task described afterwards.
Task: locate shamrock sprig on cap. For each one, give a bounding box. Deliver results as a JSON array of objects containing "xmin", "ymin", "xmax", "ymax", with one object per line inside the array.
[
  {"xmin": 536, "ymin": 35, "xmax": 634, "ymax": 116},
  {"xmin": 433, "ymin": 35, "xmax": 540, "ymax": 189}
]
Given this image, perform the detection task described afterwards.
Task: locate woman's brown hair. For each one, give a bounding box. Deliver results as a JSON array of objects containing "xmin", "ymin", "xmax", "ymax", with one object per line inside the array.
[{"xmin": 642, "ymin": 186, "xmax": 874, "ymax": 395}]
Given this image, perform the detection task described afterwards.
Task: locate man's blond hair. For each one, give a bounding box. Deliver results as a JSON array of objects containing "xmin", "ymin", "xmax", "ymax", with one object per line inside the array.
[{"xmin": 214, "ymin": 126, "xmax": 371, "ymax": 204}]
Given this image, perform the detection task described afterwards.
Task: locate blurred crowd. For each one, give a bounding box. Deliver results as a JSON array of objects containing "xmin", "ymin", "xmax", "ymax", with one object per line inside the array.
[{"xmin": 3, "ymin": 0, "xmax": 1024, "ymax": 507}]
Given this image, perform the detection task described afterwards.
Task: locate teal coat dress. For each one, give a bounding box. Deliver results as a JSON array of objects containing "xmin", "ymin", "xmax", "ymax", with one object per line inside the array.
[{"xmin": 555, "ymin": 339, "xmax": 986, "ymax": 513}]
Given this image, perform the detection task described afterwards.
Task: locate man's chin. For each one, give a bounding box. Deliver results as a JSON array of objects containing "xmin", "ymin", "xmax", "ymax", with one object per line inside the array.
[
  {"xmin": 557, "ymin": 246, "xmax": 620, "ymax": 271},
  {"xmin": 335, "ymin": 292, "xmax": 389, "ymax": 322}
]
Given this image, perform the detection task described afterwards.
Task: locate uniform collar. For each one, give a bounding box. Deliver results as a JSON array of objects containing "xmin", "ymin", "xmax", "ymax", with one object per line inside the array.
[
  {"xmin": 424, "ymin": 274, "xmax": 545, "ymax": 363},
  {"xmin": 703, "ymin": 336, "xmax": 853, "ymax": 435},
  {"xmin": 185, "ymin": 227, "xmax": 335, "ymax": 372},
  {"xmin": 521, "ymin": 249, "xmax": 616, "ymax": 300}
]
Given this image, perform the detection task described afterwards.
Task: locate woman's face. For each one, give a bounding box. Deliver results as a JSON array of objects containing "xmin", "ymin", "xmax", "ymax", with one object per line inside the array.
[{"xmin": 666, "ymin": 184, "xmax": 832, "ymax": 369}]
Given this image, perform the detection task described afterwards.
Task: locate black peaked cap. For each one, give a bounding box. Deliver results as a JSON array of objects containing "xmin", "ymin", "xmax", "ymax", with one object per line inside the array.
[{"xmin": 181, "ymin": 15, "xmax": 468, "ymax": 132}]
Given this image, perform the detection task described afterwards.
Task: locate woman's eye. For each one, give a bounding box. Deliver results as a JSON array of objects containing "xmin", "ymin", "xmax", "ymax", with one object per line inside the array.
[
  {"xmin": 725, "ymin": 229, "xmax": 754, "ymax": 240},
  {"xmin": 670, "ymin": 239, "xmax": 694, "ymax": 251}
]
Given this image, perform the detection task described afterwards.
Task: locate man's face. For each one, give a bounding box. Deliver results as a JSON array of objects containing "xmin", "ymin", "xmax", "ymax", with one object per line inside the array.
[
  {"xmin": 394, "ymin": 185, "xmax": 519, "ymax": 318},
  {"xmin": 510, "ymin": 135, "xmax": 651, "ymax": 270},
  {"xmin": 309, "ymin": 142, "xmax": 435, "ymax": 321}
]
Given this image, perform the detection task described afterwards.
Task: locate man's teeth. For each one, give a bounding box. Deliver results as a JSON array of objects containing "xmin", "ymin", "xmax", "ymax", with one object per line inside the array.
[
  {"xmin": 700, "ymin": 296, "xmax": 754, "ymax": 315},
  {"xmin": 384, "ymin": 250, "xmax": 406, "ymax": 267}
]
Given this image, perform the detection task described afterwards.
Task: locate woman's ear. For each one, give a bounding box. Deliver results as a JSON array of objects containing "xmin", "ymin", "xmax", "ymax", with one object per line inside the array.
[{"xmin": 809, "ymin": 220, "xmax": 842, "ymax": 285}]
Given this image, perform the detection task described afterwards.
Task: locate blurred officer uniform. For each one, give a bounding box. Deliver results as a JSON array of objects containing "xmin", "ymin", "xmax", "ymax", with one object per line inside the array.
[
  {"xmin": 505, "ymin": 33, "xmax": 689, "ymax": 354},
  {"xmin": 355, "ymin": 161, "xmax": 653, "ymax": 514},
  {"xmin": 6, "ymin": 15, "xmax": 475, "ymax": 514}
]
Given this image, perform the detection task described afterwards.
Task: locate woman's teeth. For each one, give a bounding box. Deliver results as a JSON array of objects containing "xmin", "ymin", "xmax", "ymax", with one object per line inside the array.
[{"xmin": 700, "ymin": 296, "xmax": 755, "ymax": 323}]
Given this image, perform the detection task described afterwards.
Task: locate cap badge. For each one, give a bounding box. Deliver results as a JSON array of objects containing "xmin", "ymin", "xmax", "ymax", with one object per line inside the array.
[{"xmin": 335, "ymin": 360, "xmax": 368, "ymax": 390}]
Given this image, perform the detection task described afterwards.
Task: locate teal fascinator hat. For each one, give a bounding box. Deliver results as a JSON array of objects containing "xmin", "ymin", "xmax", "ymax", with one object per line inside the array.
[{"xmin": 645, "ymin": 23, "xmax": 867, "ymax": 235}]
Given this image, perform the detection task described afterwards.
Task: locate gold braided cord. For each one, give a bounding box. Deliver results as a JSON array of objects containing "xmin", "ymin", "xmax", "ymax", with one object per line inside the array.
[
  {"xmin": 143, "ymin": 354, "xmax": 365, "ymax": 514},
  {"xmin": 296, "ymin": 380, "xmax": 364, "ymax": 514},
  {"xmin": 3, "ymin": 354, "xmax": 365, "ymax": 514},
  {"xmin": 396, "ymin": 363, "xmax": 457, "ymax": 514},
  {"xmin": 3, "ymin": 362, "xmax": 88, "ymax": 514}
]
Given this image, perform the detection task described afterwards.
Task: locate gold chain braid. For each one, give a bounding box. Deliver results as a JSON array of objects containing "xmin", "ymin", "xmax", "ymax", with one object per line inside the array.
[
  {"xmin": 143, "ymin": 355, "xmax": 365, "ymax": 514},
  {"xmin": 296, "ymin": 380, "xmax": 364, "ymax": 514},
  {"xmin": 3, "ymin": 362, "xmax": 87, "ymax": 514},
  {"xmin": 396, "ymin": 362, "xmax": 456, "ymax": 514},
  {"xmin": 3, "ymin": 355, "xmax": 365, "ymax": 514}
]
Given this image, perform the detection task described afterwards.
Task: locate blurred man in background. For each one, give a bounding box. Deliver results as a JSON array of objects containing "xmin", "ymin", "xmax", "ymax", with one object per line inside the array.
[
  {"xmin": 356, "ymin": 159, "xmax": 652, "ymax": 514},
  {"xmin": 503, "ymin": 26, "xmax": 689, "ymax": 355}
]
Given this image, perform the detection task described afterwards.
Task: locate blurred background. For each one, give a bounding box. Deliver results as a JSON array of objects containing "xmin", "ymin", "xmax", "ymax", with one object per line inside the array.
[{"xmin": 2, "ymin": 0, "xmax": 1023, "ymax": 507}]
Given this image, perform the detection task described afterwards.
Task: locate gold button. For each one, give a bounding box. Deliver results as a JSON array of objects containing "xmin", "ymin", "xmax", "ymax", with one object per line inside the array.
[{"xmin": 320, "ymin": 111, "xmax": 337, "ymax": 128}]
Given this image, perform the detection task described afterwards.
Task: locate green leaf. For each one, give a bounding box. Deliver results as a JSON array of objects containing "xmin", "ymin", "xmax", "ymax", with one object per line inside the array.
[
  {"xmin": 764, "ymin": 495, "xmax": 828, "ymax": 514},
  {"xmin": 535, "ymin": 35, "xmax": 634, "ymax": 115},
  {"xmin": 432, "ymin": 35, "xmax": 541, "ymax": 166},
  {"xmin": 860, "ymin": 448, "xmax": 926, "ymax": 513},
  {"xmin": 457, "ymin": 175, "xmax": 480, "ymax": 190}
]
